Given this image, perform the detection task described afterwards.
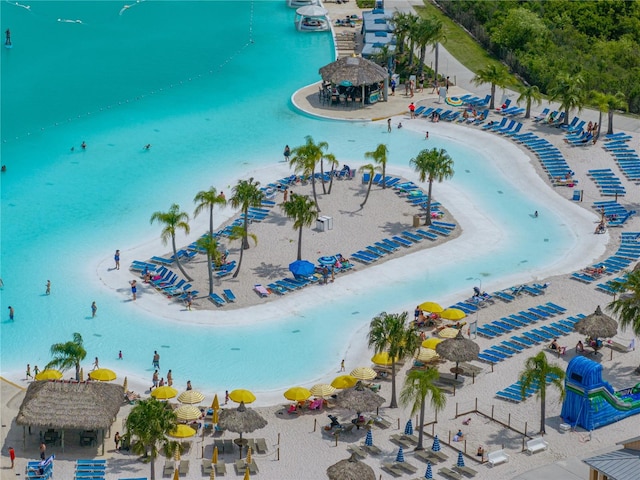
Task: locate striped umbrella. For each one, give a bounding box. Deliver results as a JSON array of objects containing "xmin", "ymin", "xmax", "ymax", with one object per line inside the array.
[
  {"xmin": 457, "ymin": 451, "xmax": 465, "ymax": 467},
  {"xmin": 404, "ymin": 419, "xmax": 413, "ymax": 436},
  {"xmin": 432, "ymin": 435, "xmax": 441, "ymax": 452},
  {"xmin": 246, "ymin": 446, "xmax": 252, "ymax": 464},
  {"xmin": 425, "ymin": 461, "xmax": 433, "ymax": 479},
  {"xmin": 364, "ymin": 429, "xmax": 373, "ymax": 447},
  {"xmin": 395, "ymin": 446, "xmax": 405, "ymax": 463}
]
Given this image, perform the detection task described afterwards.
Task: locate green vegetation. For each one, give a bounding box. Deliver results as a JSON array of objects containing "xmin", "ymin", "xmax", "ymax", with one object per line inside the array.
[
  {"xmin": 608, "ymin": 270, "xmax": 640, "ymax": 374},
  {"xmin": 409, "ymin": 148, "xmax": 454, "ymax": 227},
  {"xmin": 150, "ymin": 204, "xmax": 192, "ymax": 281},
  {"xmin": 46, "ymin": 333, "xmax": 86, "ymax": 381},
  {"xmin": 280, "ymin": 193, "xmax": 318, "ymax": 261}
]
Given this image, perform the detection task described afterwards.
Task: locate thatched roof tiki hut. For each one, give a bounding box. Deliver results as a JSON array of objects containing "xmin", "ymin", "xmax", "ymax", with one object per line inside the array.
[
  {"xmin": 319, "ymin": 56, "xmax": 389, "ymax": 106},
  {"xmin": 16, "ymin": 381, "xmax": 124, "ymax": 454}
]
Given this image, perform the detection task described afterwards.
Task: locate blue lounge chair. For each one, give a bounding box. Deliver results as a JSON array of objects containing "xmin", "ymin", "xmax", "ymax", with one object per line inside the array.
[
  {"xmin": 209, "ymin": 293, "xmax": 226, "ymax": 306},
  {"xmin": 492, "ymin": 291, "xmax": 515, "ymax": 302},
  {"xmin": 391, "ymin": 236, "xmax": 413, "ymax": 247},
  {"xmin": 266, "ymin": 283, "xmax": 287, "ymax": 295},
  {"xmin": 401, "ymin": 231, "xmax": 423, "ymax": 242},
  {"xmin": 223, "ymin": 289, "xmax": 236, "ymax": 302},
  {"xmin": 415, "ymin": 229, "xmax": 438, "ymax": 240},
  {"xmin": 151, "ymin": 256, "xmax": 174, "ymax": 265}
]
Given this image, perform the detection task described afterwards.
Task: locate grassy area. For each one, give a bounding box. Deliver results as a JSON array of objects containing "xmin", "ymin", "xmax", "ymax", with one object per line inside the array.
[{"xmin": 415, "ymin": 1, "xmax": 520, "ymax": 85}]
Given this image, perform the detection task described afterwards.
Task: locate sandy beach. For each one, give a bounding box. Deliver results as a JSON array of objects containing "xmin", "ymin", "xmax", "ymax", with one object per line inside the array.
[{"xmin": 3, "ymin": 1, "xmax": 640, "ymax": 480}]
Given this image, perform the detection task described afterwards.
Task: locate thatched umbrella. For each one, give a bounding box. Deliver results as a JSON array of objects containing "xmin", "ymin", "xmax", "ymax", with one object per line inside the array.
[
  {"xmin": 327, "ymin": 453, "xmax": 375, "ymax": 480},
  {"xmin": 435, "ymin": 330, "xmax": 480, "ymax": 379},
  {"xmin": 319, "ymin": 56, "xmax": 388, "ymax": 105},
  {"xmin": 334, "ymin": 382, "xmax": 384, "ymax": 416},
  {"xmin": 573, "ymin": 305, "xmax": 618, "ymax": 354},
  {"xmin": 217, "ymin": 402, "xmax": 267, "ymax": 459}
]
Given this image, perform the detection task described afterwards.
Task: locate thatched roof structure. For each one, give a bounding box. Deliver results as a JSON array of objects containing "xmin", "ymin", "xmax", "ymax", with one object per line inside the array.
[
  {"xmin": 319, "ymin": 56, "xmax": 387, "ymax": 86},
  {"xmin": 574, "ymin": 305, "xmax": 618, "ymax": 339},
  {"xmin": 217, "ymin": 401, "xmax": 267, "ymax": 439},
  {"xmin": 435, "ymin": 330, "xmax": 480, "ymax": 378},
  {"xmin": 327, "ymin": 453, "xmax": 375, "ymax": 480},
  {"xmin": 334, "ymin": 382, "xmax": 385, "ymax": 414},
  {"xmin": 16, "ymin": 381, "xmax": 124, "ymax": 430}
]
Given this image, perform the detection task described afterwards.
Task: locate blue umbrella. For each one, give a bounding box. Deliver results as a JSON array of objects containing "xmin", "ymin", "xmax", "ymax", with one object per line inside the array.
[
  {"xmin": 395, "ymin": 446, "xmax": 405, "ymax": 463},
  {"xmin": 425, "ymin": 462, "xmax": 433, "ymax": 479},
  {"xmin": 457, "ymin": 451, "xmax": 465, "ymax": 467},
  {"xmin": 318, "ymin": 256, "xmax": 336, "ymax": 266},
  {"xmin": 404, "ymin": 419, "xmax": 414, "ymax": 436},
  {"xmin": 288, "ymin": 260, "xmax": 315, "ymax": 277},
  {"xmin": 432, "ymin": 435, "xmax": 441, "ymax": 452},
  {"xmin": 365, "ymin": 429, "xmax": 373, "ymax": 447}
]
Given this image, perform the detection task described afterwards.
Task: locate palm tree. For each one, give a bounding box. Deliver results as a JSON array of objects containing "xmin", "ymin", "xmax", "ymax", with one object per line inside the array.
[
  {"xmin": 390, "ymin": 12, "xmax": 413, "ymax": 58},
  {"xmin": 325, "ymin": 154, "xmax": 340, "ymax": 195},
  {"xmin": 518, "ymin": 352, "xmax": 565, "ymax": 434},
  {"xmin": 367, "ymin": 311, "xmax": 420, "ymax": 409},
  {"xmin": 607, "ymin": 269, "xmax": 640, "ymax": 373},
  {"xmin": 319, "ymin": 151, "xmax": 336, "ymax": 194},
  {"xmin": 195, "ymin": 234, "xmax": 222, "ymax": 295},
  {"xmin": 289, "ymin": 136, "xmax": 330, "ymax": 212},
  {"xmin": 371, "ymin": 44, "xmax": 395, "ymax": 72},
  {"xmin": 280, "ymin": 193, "xmax": 318, "ymax": 261},
  {"xmin": 46, "ymin": 332, "xmax": 86, "ymax": 381},
  {"xmin": 517, "ymin": 84, "xmax": 543, "ymax": 119},
  {"xmin": 358, "ymin": 163, "xmax": 380, "ymax": 208},
  {"xmin": 400, "ymin": 368, "xmax": 446, "ymax": 450},
  {"xmin": 150, "ymin": 204, "xmax": 192, "ymax": 281},
  {"xmin": 548, "ymin": 73, "xmax": 586, "ymax": 126},
  {"xmin": 229, "ymin": 178, "xmax": 263, "ymax": 250},
  {"xmin": 364, "ymin": 144, "xmax": 389, "ymax": 189},
  {"xmin": 193, "ymin": 187, "xmax": 227, "ymax": 239},
  {"xmin": 409, "ymin": 148, "xmax": 455, "ymax": 226},
  {"xmin": 590, "ymin": 91, "xmax": 628, "ymax": 136},
  {"xmin": 471, "ymin": 64, "xmax": 513, "ymax": 109},
  {"xmin": 228, "ymin": 225, "xmax": 257, "ymax": 279},
  {"xmin": 415, "ymin": 17, "xmax": 445, "ymax": 78},
  {"xmin": 125, "ymin": 397, "xmax": 178, "ymax": 480}
]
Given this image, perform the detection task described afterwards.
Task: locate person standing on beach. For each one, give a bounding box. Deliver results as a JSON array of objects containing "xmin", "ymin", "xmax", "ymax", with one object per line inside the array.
[
  {"xmin": 8, "ymin": 306, "xmax": 14, "ymax": 321},
  {"xmin": 129, "ymin": 280, "xmax": 137, "ymax": 300},
  {"xmin": 283, "ymin": 189, "xmax": 288, "ymax": 202},
  {"xmin": 45, "ymin": 280, "xmax": 51, "ymax": 295},
  {"xmin": 92, "ymin": 357, "xmax": 99, "ymax": 371},
  {"xmin": 114, "ymin": 250, "xmax": 120, "ymax": 270},
  {"xmin": 152, "ymin": 351, "xmax": 160, "ymax": 369},
  {"xmin": 167, "ymin": 369, "xmax": 173, "ymax": 386},
  {"xmin": 409, "ymin": 102, "xmax": 416, "ymax": 119},
  {"xmin": 39, "ymin": 442, "xmax": 46, "ymax": 460},
  {"xmin": 224, "ymin": 390, "xmax": 229, "ymax": 405},
  {"xmin": 91, "ymin": 301, "xmax": 97, "ymax": 318},
  {"xmin": 9, "ymin": 446, "xmax": 15, "ymax": 469},
  {"xmin": 283, "ymin": 145, "xmax": 290, "ymax": 162},
  {"xmin": 26, "ymin": 364, "xmax": 32, "ymax": 380},
  {"xmin": 34, "ymin": 365, "xmax": 39, "ymax": 377},
  {"xmin": 151, "ymin": 370, "xmax": 159, "ymax": 390},
  {"xmin": 340, "ymin": 359, "xmax": 345, "ymax": 372}
]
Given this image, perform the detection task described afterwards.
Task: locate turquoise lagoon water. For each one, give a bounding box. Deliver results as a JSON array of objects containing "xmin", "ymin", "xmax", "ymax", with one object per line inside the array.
[{"xmin": 1, "ymin": 1, "xmax": 573, "ymax": 395}]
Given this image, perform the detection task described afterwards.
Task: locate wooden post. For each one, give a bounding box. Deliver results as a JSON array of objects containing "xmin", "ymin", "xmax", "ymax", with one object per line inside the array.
[
  {"xmin": 335, "ymin": 434, "xmax": 339, "ymax": 447},
  {"xmin": 475, "ymin": 398, "xmax": 478, "ymax": 411},
  {"xmin": 432, "ymin": 424, "xmax": 435, "ymax": 436},
  {"xmin": 278, "ymin": 433, "xmax": 281, "ymax": 445},
  {"xmin": 464, "ymin": 439, "xmax": 467, "ymax": 454},
  {"xmin": 435, "ymin": 410, "xmax": 438, "ymax": 423},
  {"xmin": 522, "ymin": 436, "xmax": 525, "ymax": 452},
  {"xmin": 277, "ymin": 447, "xmax": 280, "ymax": 461},
  {"xmin": 508, "ymin": 413, "xmax": 511, "ymax": 427},
  {"xmin": 472, "ymin": 371, "xmax": 475, "ymax": 384},
  {"xmin": 491, "ymin": 363, "xmax": 494, "ymax": 373},
  {"xmin": 491, "ymin": 405, "xmax": 494, "ymax": 419},
  {"xmin": 398, "ymin": 418, "xmax": 400, "ymax": 430},
  {"xmin": 456, "ymin": 403, "xmax": 458, "ymax": 417},
  {"xmin": 610, "ymin": 348, "xmax": 613, "ymax": 361},
  {"xmin": 453, "ymin": 385, "xmax": 456, "ymax": 397},
  {"xmin": 524, "ymin": 422, "xmax": 527, "ymax": 436},
  {"xmin": 313, "ymin": 419, "xmax": 317, "ymax": 432}
]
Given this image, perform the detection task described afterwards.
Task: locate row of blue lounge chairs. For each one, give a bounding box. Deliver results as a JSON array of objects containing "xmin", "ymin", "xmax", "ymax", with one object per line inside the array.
[
  {"xmin": 570, "ymin": 235, "xmax": 640, "ymax": 283},
  {"xmin": 74, "ymin": 459, "xmax": 106, "ymax": 480},
  {"xmin": 496, "ymin": 373, "xmax": 560, "ymax": 404},
  {"xmin": 587, "ymin": 169, "xmax": 626, "ymax": 197},
  {"xmin": 480, "ymin": 313, "xmax": 584, "ymax": 367},
  {"xmin": 510, "ymin": 131, "xmax": 573, "ymax": 180},
  {"xmin": 208, "ymin": 289, "xmax": 237, "ymax": 307},
  {"xmin": 475, "ymin": 302, "xmax": 568, "ymax": 341},
  {"xmin": 592, "ymin": 201, "xmax": 636, "ymax": 227},
  {"xmin": 602, "ymin": 136, "xmax": 640, "ymax": 182},
  {"xmin": 490, "ymin": 283, "xmax": 549, "ymax": 303}
]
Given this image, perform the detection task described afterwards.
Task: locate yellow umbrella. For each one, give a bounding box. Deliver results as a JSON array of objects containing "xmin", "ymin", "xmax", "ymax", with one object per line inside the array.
[
  {"xmin": 371, "ymin": 352, "xmax": 396, "ymax": 366},
  {"xmin": 246, "ymin": 446, "xmax": 252, "ymax": 464},
  {"xmin": 422, "ymin": 338, "xmax": 443, "ymax": 350},
  {"xmin": 178, "ymin": 390, "xmax": 205, "ymax": 404},
  {"xmin": 79, "ymin": 368, "xmax": 84, "ymax": 382},
  {"xmin": 416, "ymin": 348, "xmax": 439, "ymax": 363},
  {"xmin": 212, "ymin": 445, "xmax": 218, "ymax": 464},
  {"xmin": 349, "ymin": 367, "xmax": 377, "ymax": 381},
  {"xmin": 228, "ymin": 389, "xmax": 256, "ymax": 404},
  {"xmin": 440, "ymin": 308, "xmax": 466, "ymax": 321},
  {"xmin": 151, "ymin": 386, "xmax": 178, "ymax": 400},
  {"xmin": 331, "ymin": 375, "xmax": 357, "ymax": 389},
  {"xmin": 438, "ymin": 327, "xmax": 459, "ymax": 339},
  {"xmin": 89, "ymin": 368, "xmax": 117, "ymax": 381},
  {"xmin": 211, "ymin": 394, "xmax": 220, "ymax": 411},
  {"xmin": 418, "ymin": 301, "xmax": 444, "ymax": 313},
  {"xmin": 168, "ymin": 424, "xmax": 196, "ymax": 438},
  {"xmin": 173, "ymin": 468, "xmax": 179, "ymax": 480},
  {"xmin": 283, "ymin": 387, "xmax": 311, "ymax": 402},
  {"xmin": 212, "ymin": 409, "xmax": 219, "ymax": 424},
  {"xmin": 35, "ymin": 369, "xmax": 62, "ymax": 381},
  {"xmin": 175, "ymin": 405, "xmax": 202, "ymax": 421},
  {"xmin": 243, "ymin": 466, "xmax": 250, "ymax": 480},
  {"xmin": 310, "ymin": 383, "xmax": 336, "ymax": 398},
  {"xmin": 123, "ymin": 376, "xmax": 128, "ymax": 392}
]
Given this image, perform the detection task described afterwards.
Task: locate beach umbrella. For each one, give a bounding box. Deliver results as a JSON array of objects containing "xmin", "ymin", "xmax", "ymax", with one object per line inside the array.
[
  {"xmin": 175, "ymin": 405, "xmax": 202, "ymax": 421},
  {"xmin": 425, "ymin": 462, "xmax": 433, "ymax": 479},
  {"xmin": 310, "ymin": 383, "xmax": 336, "ymax": 397},
  {"xmin": 228, "ymin": 389, "xmax": 256, "ymax": 404},
  {"xmin": 246, "ymin": 446, "xmax": 252, "ymax": 464},
  {"xmin": 326, "ymin": 453, "xmax": 376, "ymax": 480},
  {"xmin": 318, "ymin": 255, "xmax": 336, "ymax": 265},
  {"xmin": 404, "ymin": 419, "xmax": 413, "ymax": 436},
  {"xmin": 212, "ymin": 446, "xmax": 218, "ymax": 464},
  {"xmin": 35, "ymin": 369, "xmax": 62, "ymax": 381},
  {"xmin": 418, "ymin": 302, "xmax": 443, "ymax": 313},
  {"xmin": 217, "ymin": 401, "xmax": 267, "ymax": 453},
  {"xmin": 364, "ymin": 429, "xmax": 373, "ymax": 447},
  {"xmin": 445, "ymin": 96, "xmax": 464, "ymax": 107},
  {"xmin": 151, "ymin": 386, "xmax": 178, "ymax": 400},
  {"xmin": 79, "ymin": 368, "xmax": 84, "ymax": 382},
  {"xmin": 416, "ymin": 348, "xmax": 438, "ymax": 363},
  {"xmin": 123, "ymin": 376, "xmax": 128, "ymax": 392},
  {"xmin": 173, "ymin": 468, "xmax": 179, "ymax": 480},
  {"xmin": 212, "ymin": 394, "xmax": 220, "ymax": 410},
  {"xmin": 435, "ymin": 330, "xmax": 480, "ymax": 379},
  {"xmin": 178, "ymin": 390, "xmax": 205, "ymax": 404},
  {"xmin": 349, "ymin": 367, "xmax": 377, "ymax": 381},
  {"xmin": 440, "ymin": 308, "xmax": 466, "ymax": 321},
  {"xmin": 432, "ymin": 435, "xmax": 441, "ymax": 452},
  {"xmin": 371, "ymin": 352, "xmax": 396, "ymax": 366},
  {"xmin": 396, "ymin": 446, "xmax": 405, "ymax": 463},
  {"xmin": 457, "ymin": 451, "xmax": 465, "ymax": 468},
  {"xmin": 89, "ymin": 368, "xmax": 117, "ymax": 381},
  {"xmin": 243, "ymin": 467, "xmax": 250, "ymax": 480},
  {"xmin": 289, "ymin": 260, "xmax": 316, "ymax": 277},
  {"xmin": 573, "ymin": 306, "xmax": 618, "ymax": 352},
  {"xmin": 421, "ymin": 338, "xmax": 442, "ymax": 350},
  {"xmin": 331, "ymin": 375, "xmax": 358, "ymax": 389},
  {"xmin": 283, "ymin": 387, "xmax": 311, "ymax": 402},
  {"xmin": 438, "ymin": 328, "xmax": 459, "ymax": 339},
  {"xmin": 168, "ymin": 424, "xmax": 196, "ymax": 438},
  {"xmin": 334, "ymin": 381, "xmax": 384, "ymax": 415}
]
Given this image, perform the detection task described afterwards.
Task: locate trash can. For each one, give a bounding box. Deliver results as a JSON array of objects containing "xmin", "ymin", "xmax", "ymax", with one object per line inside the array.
[
  {"xmin": 413, "ymin": 214, "xmax": 421, "ymax": 228},
  {"xmin": 316, "ymin": 217, "xmax": 327, "ymax": 232},
  {"xmin": 325, "ymin": 216, "xmax": 333, "ymax": 230}
]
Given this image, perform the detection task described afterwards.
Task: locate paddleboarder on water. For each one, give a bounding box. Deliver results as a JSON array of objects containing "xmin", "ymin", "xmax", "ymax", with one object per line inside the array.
[{"xmin": 5, "ymin": 28, "xmax": 11, "ymax": 47}]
